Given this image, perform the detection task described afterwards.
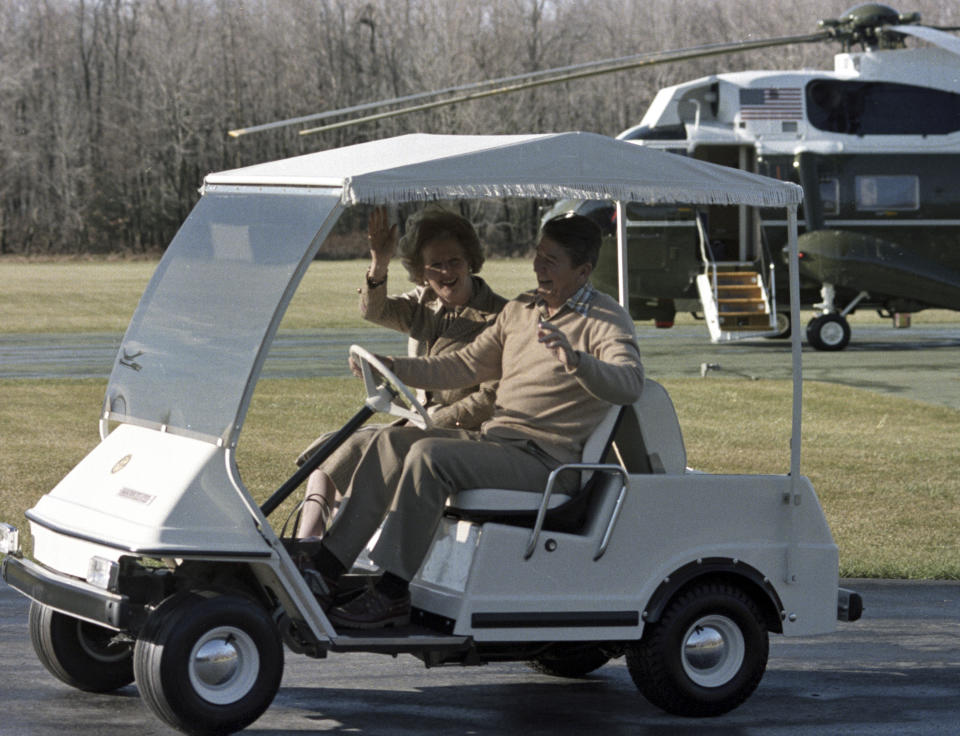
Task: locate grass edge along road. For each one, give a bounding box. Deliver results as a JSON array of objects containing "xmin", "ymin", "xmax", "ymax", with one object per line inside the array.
[
  {"xmin": 1, "ymin": 376, "xmax": 957, "ymax": 580},
  {"xmin": 0, "ymin": 259, "xmax": 533, "ymax": 333}
]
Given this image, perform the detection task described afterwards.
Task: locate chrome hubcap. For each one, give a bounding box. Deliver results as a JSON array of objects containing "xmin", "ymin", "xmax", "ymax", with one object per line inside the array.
[
  {"xmin": 189, "ymin": 626, "xmax": 259, "ymax": 704},
  {"xmin": 681, "ymin": 614, "xmax": 745, "ymax": 687}
]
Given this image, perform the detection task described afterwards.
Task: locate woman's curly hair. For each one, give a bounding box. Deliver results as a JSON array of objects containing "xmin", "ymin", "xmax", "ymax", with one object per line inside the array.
[{"xmin": 398, "ymin": 205, "xmax": 485, "ymax": 284}]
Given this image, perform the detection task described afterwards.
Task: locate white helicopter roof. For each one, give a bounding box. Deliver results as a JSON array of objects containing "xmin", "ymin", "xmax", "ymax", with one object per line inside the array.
[{"xmin": 205, "ymin": 131, "xmax": 802, "ymax": 208}]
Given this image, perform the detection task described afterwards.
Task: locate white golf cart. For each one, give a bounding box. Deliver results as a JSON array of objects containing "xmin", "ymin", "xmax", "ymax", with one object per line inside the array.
[{"xmin": 1, "ymin": 133, "xmax": 861, "ymax": 735}]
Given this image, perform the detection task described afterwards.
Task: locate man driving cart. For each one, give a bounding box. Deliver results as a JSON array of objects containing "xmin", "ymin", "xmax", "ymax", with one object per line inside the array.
[{"xmin": 305, "ymin": 213, "xmax": 645, "ymax": 628}]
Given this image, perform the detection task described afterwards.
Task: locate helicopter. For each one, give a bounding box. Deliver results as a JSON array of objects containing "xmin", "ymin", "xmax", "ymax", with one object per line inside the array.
[{"xmin": 229, "ymin": 4, "xmax": 960, "ymax": 351}]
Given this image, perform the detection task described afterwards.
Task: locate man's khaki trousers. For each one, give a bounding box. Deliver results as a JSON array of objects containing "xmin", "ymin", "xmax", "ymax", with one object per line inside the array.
[{"xmin": 322, "ymin": 425, "xmax": 578, "ymax": 580}]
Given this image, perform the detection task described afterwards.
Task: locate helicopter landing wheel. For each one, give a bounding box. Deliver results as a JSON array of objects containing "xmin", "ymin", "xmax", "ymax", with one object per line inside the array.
[
  {"xmin": 806, "ymin": 313, "xmax": 850, "ymax": 351},
  {"xmin": 765, "ymin": 311, "xmax": 791, "ymax": 340}
]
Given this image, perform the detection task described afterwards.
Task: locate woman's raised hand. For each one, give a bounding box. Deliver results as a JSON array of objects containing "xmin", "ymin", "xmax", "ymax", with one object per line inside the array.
[{"xmin": 367, "ymin": 206, "xmax": 398, "ymax": 278}]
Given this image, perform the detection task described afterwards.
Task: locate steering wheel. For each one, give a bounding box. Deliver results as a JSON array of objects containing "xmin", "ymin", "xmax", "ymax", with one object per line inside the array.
[{"xmin": 349, "ymin": 345, "xmax": 433, "ymax": 429}]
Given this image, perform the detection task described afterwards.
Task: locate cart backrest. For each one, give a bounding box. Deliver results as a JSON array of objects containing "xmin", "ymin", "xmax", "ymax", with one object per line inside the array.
[{"xmin": 614, "ymin": 379, "xmax": 686, "ymax": 475}]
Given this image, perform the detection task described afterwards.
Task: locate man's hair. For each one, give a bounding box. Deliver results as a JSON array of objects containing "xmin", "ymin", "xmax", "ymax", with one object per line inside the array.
[
  {"xmin": 399, "ymin": 206, "xmax": 484, "ymax": 283},
  {"xmin": 541, "ymin": 213, "xmax": 602, "ymax": 268}
]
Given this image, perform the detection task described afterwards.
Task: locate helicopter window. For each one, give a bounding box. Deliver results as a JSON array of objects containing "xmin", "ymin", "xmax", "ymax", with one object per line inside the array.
[
  {"xmin": 855, "ymin": 176, "xmax": 919, "ymax": 211},
  {"xmin": 575, "ymin": 200, "xmax": 617, "ymax": 233},
  {"xmin": 819, "ymin": 179, "xmax": 839, "ymax": 216},
  {"xmin": 620, "ymin": 124, "xmax": 686, "ymax": 141},
  {"xmin": 806, "ymin": 80, "xmax": 960, "ymax": 136},
  {"xmin": 624, "ymin": 202, "xmax": 693, "ymax": 221}
]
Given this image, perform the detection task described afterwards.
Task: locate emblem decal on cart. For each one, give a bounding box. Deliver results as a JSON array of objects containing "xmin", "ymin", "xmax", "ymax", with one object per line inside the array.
[
  {"xmin": 111, "ymin": 454, "xmax": 132, "ymax": 474},
  {"xmin": 119, "ymin": 348, "xmax": 144, "ymax": 371},
  {"xmin": 117, "ymin": 487, "xmax": 155, "ymax": 505}
]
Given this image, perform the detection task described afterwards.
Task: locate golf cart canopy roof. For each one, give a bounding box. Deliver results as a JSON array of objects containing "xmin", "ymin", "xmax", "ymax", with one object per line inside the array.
[
  {"xmin": 204, "ymin": 132, "xmax": 803, "ymax": 208},
  {"xmin": 106, "ymin": 132, "xmax": 801, "ymax": 447}
]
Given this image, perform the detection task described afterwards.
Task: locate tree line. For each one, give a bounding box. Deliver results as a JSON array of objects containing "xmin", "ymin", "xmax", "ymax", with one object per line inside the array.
[{"xmin": 0, "ymin": 0, "xmax": 955, "ymax": 257}]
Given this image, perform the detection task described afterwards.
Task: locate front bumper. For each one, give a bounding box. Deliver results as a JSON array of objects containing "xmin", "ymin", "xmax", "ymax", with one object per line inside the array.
[
  {"xmin": 838, "ymin": 587, "xmax": 863, "ymax": 622},
  {"xmin": 2, "ymin": 555, "xmax": 143, "ymax": 631}
]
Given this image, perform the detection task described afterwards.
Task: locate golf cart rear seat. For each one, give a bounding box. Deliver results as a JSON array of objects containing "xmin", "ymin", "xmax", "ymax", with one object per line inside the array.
[{"xmin": 446, "ymin": 379, "xmax": 685, "ymax": 529}]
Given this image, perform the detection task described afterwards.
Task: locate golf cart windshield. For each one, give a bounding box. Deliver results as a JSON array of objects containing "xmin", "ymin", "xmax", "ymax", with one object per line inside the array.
[{"xmin": 104, "ymin": 187, "xmax": 340, "ymax": 445}]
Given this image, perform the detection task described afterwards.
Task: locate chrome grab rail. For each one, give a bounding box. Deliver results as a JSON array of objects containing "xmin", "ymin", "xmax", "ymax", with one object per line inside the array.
[
  {"xmin": 695, "ymin": 212, "xmax": 717, "ymax": 299},
  {"xmin": 523, "ymin": 463, "xmax": 629, "ymax": 561}
]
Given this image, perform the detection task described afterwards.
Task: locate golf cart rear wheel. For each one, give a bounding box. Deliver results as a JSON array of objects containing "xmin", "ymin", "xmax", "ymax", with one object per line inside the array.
[
  {"xmin": 133, "ymin": 591, "xmax": 283, "ymax": 736},
  {"xmin": 626, "ymin": 581, "xmax": 768, "ymax": 717},
  {"xmin": 28, "ymin": 601, "xmax": 134, "ymax": 693},
  {"xmin": 528, "ymin": 644, "xmax": 611, "ymax": 678}
]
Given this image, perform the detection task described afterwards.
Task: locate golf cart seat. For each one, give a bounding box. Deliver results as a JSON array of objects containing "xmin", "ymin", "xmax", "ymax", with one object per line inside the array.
[{"xmin": 446, "ymin": 379, "xmax": 685, "ymax": 528}]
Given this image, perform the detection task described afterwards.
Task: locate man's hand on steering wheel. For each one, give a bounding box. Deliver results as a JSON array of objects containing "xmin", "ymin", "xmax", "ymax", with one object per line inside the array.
[
  {"xmin": 348, "ymin": 346, "xmax": 431, "ymax": 428},
  {"xmin": 349, "ymin": 353, "xmax": 393, "ymax": 378}
]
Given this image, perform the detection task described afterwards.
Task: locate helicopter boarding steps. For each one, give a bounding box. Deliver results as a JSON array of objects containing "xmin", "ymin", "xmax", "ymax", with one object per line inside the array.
[{"xmin": 696, "ymin": 263, "xmax": 779, "ymax": 343}]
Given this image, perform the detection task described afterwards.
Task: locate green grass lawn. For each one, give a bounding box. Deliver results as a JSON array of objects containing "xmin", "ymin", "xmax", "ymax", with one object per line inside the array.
[
  {"xmin": 0, "ymin": 258, "xmax": 537, "ymax": 333},
  {"xmin": 4, "ymin": 257, "xmax": 958, "ymax": 333}
]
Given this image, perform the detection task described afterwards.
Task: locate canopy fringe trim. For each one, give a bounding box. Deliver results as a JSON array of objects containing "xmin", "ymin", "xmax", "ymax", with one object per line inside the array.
[{"xmin": 342, "ymin": 180, "xmax": 802, "ymax": 207}]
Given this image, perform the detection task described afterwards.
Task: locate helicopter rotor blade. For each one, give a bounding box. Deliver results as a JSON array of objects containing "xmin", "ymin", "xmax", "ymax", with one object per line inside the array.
[
  {"xmin": 293, "ymin": 32, "xmax": 829, "ymax": 137},
  {"xmin": 890, "ymin": 24, "xmax": 960, "ymax": 57},
  {"xmin": 227, "ymin": 63, "xmax": 620, "ymax": 138}
]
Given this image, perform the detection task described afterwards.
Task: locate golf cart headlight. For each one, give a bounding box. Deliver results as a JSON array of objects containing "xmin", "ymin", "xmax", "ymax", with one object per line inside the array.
[
  {"xmin": 0, "ymin": 522, "xmax": 20, "ymax": 557},
  {"xmin": 86, "ymin": 556, "xmax": 119, "ymax": 591}
]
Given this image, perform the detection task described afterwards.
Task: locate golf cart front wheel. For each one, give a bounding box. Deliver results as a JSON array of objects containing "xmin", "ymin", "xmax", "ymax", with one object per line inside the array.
[
  {"xmin": 29, "ymin": 601, "xmax": 134, "ymax": 693},
  {"xmin": 626, "ymin": 582, "xmax": 768, "ymax": 717},
  {"xmin": 133, "ymin": 591, "xmax": 283, "ymax": 736}
]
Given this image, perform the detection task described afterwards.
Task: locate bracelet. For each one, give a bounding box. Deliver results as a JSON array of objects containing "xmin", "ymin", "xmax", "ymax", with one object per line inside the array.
[{"xmin": 366, "ymin": 274, "xmax": 386, "ymax": 288}]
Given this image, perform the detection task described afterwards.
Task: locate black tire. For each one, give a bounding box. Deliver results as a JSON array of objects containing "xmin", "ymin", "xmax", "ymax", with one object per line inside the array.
[
  {"xmin": 806, "ymin": 313, "xmax": 851, "ymax": 351},
  {"xmin": 29, "ymin": 601, "xmax": 134, "ymax": 693},
  {"xmin": 133, "ymin": 592, "xmax": 283, "ymax": 736},
  {"xmin": 528, "ymin": 644, "xmax": 611, "ymax": 678},
  {"xmin": 626, "ymin": 582, "xmax": 768, "ymax": 717},
  {"xmin": 765, "ymin": 311, "xmax": 791, "ymax": 339}
]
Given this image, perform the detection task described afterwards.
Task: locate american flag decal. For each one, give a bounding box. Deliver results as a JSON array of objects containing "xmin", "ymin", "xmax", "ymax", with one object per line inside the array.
[{"xmin": 739, "ymin": 87, "xmax": 803, "ymax": 120}]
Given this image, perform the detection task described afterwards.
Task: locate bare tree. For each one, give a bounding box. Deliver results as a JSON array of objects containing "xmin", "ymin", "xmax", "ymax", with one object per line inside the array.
[{"xmin": 0, "ymin": 0, "xmax": 955, "ymax": 255}]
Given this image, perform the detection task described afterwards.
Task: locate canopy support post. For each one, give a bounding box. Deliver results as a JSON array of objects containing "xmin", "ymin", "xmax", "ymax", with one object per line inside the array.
[
  {"xmin": 786, "ymin": 202, "xmax": 802, "ymax": 584},
  {"xmin": 616, "ymin": 201, "xmax": 629, "ymax": 310}
]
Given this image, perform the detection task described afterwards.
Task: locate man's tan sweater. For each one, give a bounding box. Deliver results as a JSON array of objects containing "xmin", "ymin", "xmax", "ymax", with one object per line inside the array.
[{"xmin": 391, "ymin": 289, "xmax": 644, "ymax": 464}]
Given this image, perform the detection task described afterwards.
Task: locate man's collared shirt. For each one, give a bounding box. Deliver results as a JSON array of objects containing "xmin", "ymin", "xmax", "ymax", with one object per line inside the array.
[{"xmin": 536, "ymin": 282, "xmax": 597, "ymax": 320}]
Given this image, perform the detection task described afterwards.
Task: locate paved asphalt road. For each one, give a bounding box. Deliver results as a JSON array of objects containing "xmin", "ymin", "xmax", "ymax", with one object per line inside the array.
[{"xmin": 1, "ymin": 579, "xmax": 958, "ymax": 735}]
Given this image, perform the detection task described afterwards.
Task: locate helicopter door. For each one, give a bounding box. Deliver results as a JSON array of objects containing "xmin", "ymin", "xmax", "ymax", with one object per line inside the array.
[
  {"xmin": 692, "ymin": 145, "xmax": 760, "ymax": 262},
  {"xmin": 690, "ymin": 145, "xmax": 778, "ymax": 342}
]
